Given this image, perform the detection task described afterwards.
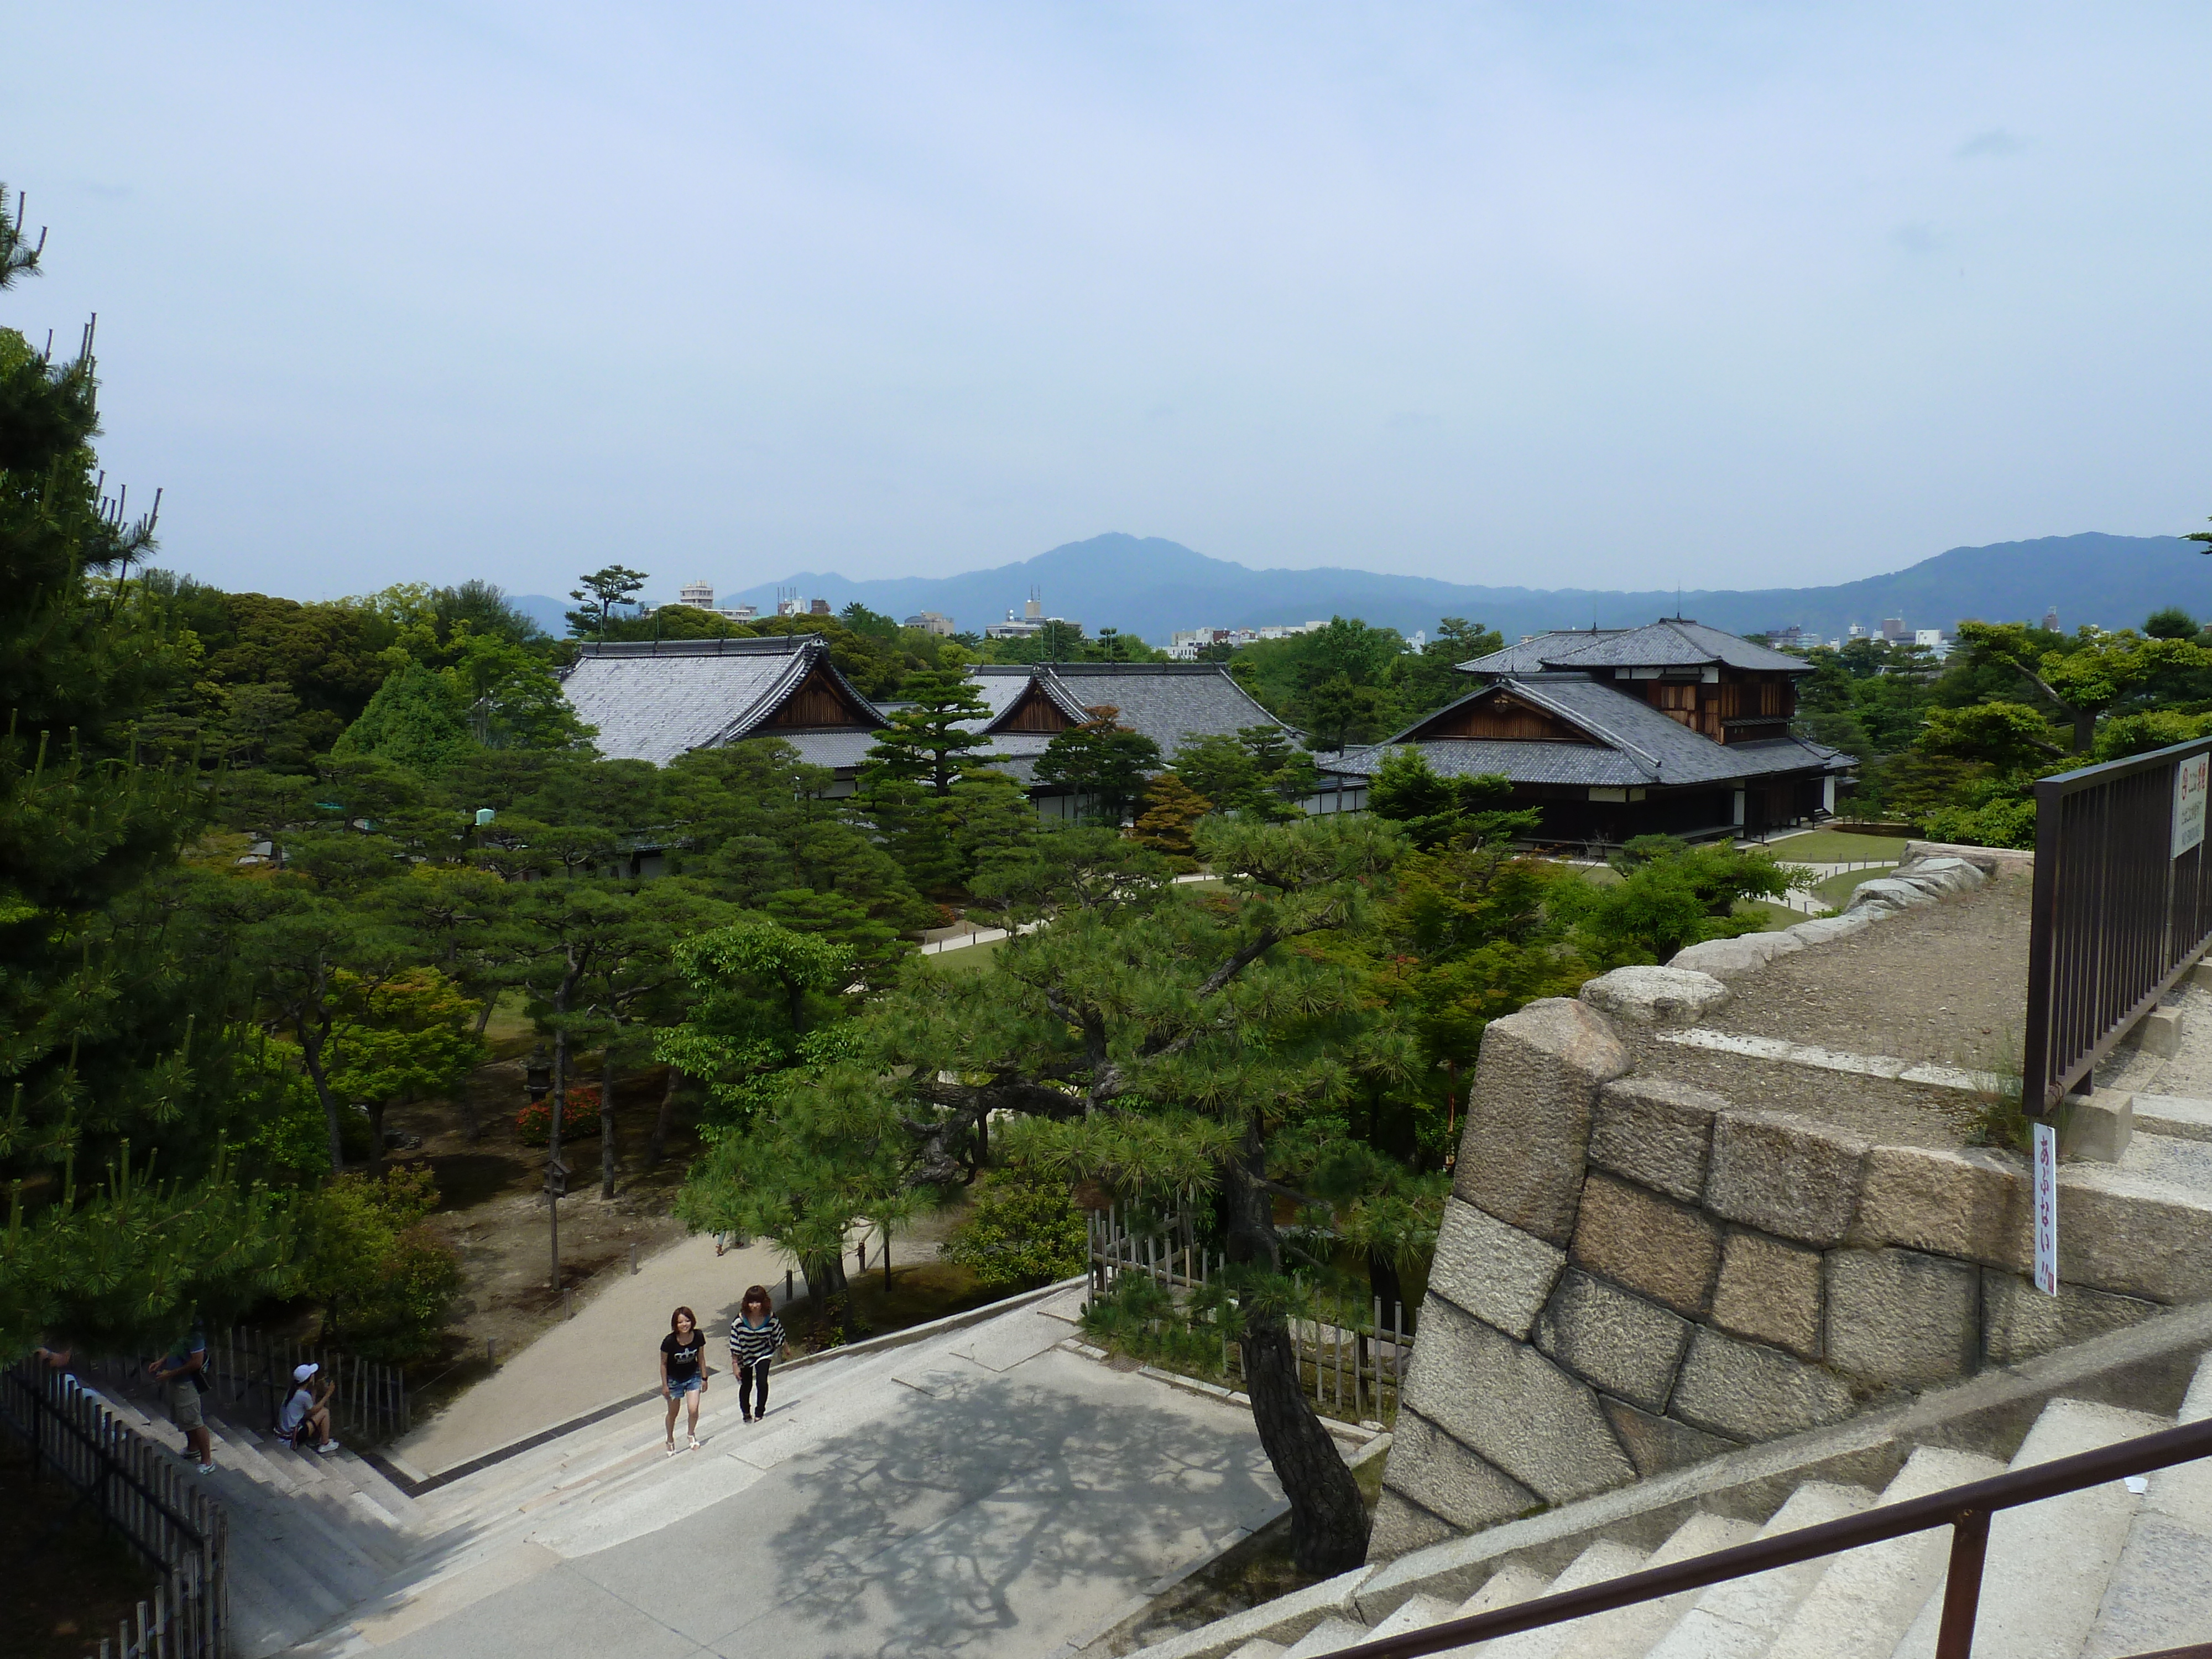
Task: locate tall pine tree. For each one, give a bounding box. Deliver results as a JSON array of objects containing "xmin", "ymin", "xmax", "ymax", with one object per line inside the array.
[{"xmin": 1, "ymin": 188, "xmax": 293, "ymax": 1354}]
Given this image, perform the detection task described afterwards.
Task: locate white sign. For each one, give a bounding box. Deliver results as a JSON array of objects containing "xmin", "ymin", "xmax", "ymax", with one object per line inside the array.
[
  {"xmin": 2175, "ymin": 753, "xmax": 2209, "ymax": 859},
  {"xmin": 2032, "ymin": 1120, "xmax": 2059, "ymax": 1297}
]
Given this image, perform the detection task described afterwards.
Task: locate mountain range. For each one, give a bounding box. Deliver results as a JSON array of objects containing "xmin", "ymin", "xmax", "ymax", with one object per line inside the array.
[{"xmin": 511, "ymin": 531, "xmax": 2209, "ymax": 646}]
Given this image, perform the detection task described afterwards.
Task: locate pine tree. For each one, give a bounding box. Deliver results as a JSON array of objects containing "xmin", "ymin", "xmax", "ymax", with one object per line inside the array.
[{"xmin": 1, "ymin": 187, "xmax": 295, "ymax": 1353}]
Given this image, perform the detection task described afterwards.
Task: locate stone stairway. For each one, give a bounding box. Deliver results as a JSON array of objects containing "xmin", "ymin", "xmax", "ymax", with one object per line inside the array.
[
  {"xmin": 95, "ymin": 1379, "xmax": 425, "ymax": 1658},
  {"xmin": 1136, "ymin": 1342, "xmax": 2212, "ymax": 1659}
]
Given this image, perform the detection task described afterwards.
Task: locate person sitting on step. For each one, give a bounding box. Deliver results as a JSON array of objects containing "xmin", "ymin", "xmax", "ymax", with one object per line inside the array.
[{"xmin": 277, "ymin": 1361, "xmax": 341, "ymax": 1454}]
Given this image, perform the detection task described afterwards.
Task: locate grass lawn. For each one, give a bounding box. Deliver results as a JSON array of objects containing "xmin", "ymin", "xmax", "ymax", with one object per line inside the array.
[
  {"xmin": 1759, "ymin": 829, "xmax": 1912, "ymax": 863},
  {"xmin": 924, "ymin": 935, "xmax": 1007, "ymax": 972},
  {"xmin": 1812, "ymin": 864, "xmax": 1896, "ymax": 909},
  {"xmin": 1743, "ymin": 900, "xmax": 1803, "ymax": 931},
  {"xmin": 779, "ymin": 1259, "xmax": 1005, "ymax": 1353}
]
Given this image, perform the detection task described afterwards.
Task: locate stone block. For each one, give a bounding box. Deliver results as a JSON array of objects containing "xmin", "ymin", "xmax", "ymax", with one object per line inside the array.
[
  {"xmin": 1669, "ymin": 935, "xmax": 1784, "ymax": 981},
  {"xmin": 1705, "ymin": 1111, "xmax": 1868, "ymax": 1246},
  {"xmin": 1428, "ymin": 1196, "xmax": 1566, "ymax": 1340},
  {"xmin": 1571, "ymin": 1171, "xmax": 1722, "ymax": 1316},
  {"xmin": 2127, "ymin": 1008, "xmax": 2182, "ymax": 1059},
  {"xmin": 1905, "ymin": 856, "xmax": 1987, "ymax": 890},
  {"xmin": 1589, "ymin": 1076, "xmax": 1728, "ymax": 1203},
  {"xmin": 1786, "ymin": 914, "xmax": 1872, "ymax": 946},
  {"xmin": 1399, "ymin": 1295, "xmax": 1637, "ymax": 1504},
  {"xmin": 2063, "ymin": 1092, "xmax": 2133, "ymax": 1164},
  {"xmin": 1366, "ymin": 1488, "xmax": 1463, "ymax": 1562},
  {"xmin": 1453, "ymin": 998, "xmax": 1630, "ymax": 1247},
  {"xmin": 1599, "ymin": 1395, "xmax": 1743, "ymax": 1479},
  {"xmin": 1710, "ymin": 1230, "xmax": 1824, "ymax": 1360},
  {"xmin": 1825, "ymin": 1248, "xmax": 1979, "ymax": 1387},
  {"xmin": 2054, "ymin": 1168, "xmax": 2212, "ymax": 1303},
  {"xmin": 2190, "ymin": 959, "xmax": 2212, "ymax": 995},
  {"xmin": 1850, "ymin": 1143, "xmax": 2030, "ymax": 1268},
  {"xmin": 1532, "ymin": 1269, "xmax": 1693, "ymax": 1414},
  {"xmin": 1980, "ymin": 1269, "xmax": 2158, "ymax": 1366},
  {"xmin": 1670, "ymin": 1327, "xmax": 1858, "ymax": 1442},
  {"xmin": 1380, "ymin": 1409, "xmax": 1540, "ymax": 1535},
  {"xmin": 1846, "ymin": 878, "xmax": 1937, "ymax": 913},
  {"xmin": 1579, "ymin": 966, "xmax": 1733, "ymax": 1024}
]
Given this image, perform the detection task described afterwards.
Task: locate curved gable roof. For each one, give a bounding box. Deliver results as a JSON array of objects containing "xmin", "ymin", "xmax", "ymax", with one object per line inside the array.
[{"xmin": 559, "ymin": 635, "xmax": 888, "ymax": 765}]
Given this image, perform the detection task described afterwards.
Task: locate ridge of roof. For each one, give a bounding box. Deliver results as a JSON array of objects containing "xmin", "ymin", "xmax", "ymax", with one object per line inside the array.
[{"xmin": 573, "ymin": 634, "xmax": 818, "ymax": 659}]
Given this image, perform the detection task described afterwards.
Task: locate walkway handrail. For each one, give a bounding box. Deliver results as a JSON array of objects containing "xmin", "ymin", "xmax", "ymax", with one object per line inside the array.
[
  {"xmin": 2024, "ymin": 733, "xmax": 2212, "ymax": 1112},
  {"xmin": 1331, "ymin": 1413, "xmax": 2212, "ymax": 1659}
]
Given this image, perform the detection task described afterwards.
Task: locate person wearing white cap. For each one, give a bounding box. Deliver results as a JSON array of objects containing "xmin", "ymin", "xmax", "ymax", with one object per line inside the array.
[{"xmin": 276, "ymin": 1361, "xmax": 340, "ymax": 1454}]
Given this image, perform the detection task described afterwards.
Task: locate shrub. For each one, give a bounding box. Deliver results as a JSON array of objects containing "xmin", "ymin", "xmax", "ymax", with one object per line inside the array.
[
  {"xmin": 515, "ymin": 1085, "xmax": 599, "ymax": 1146},
  {"xmin": 296, "ymin": 1167, "xmax": 464, "ymax": 1365},
  {"xmin": 942, "ymin": 1170, "xmax": 1089, "ymax": 1290}
]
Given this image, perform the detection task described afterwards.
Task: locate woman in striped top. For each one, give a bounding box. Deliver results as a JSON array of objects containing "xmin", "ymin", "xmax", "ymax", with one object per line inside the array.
[{"xmin": 728, "ymin": 1285, "xmax": 787, "ymax": 1422}]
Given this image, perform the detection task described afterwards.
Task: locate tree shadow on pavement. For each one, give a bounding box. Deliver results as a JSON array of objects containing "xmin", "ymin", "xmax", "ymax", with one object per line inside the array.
[{"xmin": 727, "ymin": 1358, "xmax": 1279, "ymax": 1659}]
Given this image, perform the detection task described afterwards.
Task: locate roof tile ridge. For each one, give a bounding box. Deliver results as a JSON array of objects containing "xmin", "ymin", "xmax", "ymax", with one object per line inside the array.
[{"xmin": 1509, "ymin": 677, "xmax": 1665, "ymax": 779}]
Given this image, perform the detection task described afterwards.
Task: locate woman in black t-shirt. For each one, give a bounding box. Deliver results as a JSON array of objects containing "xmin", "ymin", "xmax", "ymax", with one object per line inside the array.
[{"xmin": 660, "ymin": 1306, "xmax": 708, "ymax": 1454}]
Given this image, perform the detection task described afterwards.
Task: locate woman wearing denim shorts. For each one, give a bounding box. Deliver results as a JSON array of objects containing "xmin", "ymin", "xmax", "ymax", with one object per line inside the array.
[{"xmin": 660, "ymin": 1306, "xmax": 707, "ymax": 1453}]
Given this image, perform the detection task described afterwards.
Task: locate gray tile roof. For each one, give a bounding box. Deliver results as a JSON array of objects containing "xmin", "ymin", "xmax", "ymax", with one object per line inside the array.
[
  {"xmin": 1458, "ymin": 630, "xmax": 1629, "ymax": 676},
  {"xmin": 960, "ymin": 666, "xmax": 1092, "ymax": 732},
  {"xmin": 560, "ymin": 636, "xmax": 886, "ymax": 766},
  {"xmin": 1031, "ymin": 663, "xmax": 1293, "ymax": 756},
  {"xmin": 1333, "ymin": 672, "xmax": 1847, "ymax": 789},
  {"xmin": 1460, "ymin": 619, "xmax": 1808, "ymax": 676}
]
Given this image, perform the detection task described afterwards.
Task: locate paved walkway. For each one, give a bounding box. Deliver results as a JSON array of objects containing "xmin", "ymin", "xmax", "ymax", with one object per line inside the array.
[
  {"xmin": 397, "ymin": 1232, "xmax": 806, "ymax": 1477},
  {"xmin": 351, "ymin": 1297, "xmax": 1288, "ymax": 1659}
]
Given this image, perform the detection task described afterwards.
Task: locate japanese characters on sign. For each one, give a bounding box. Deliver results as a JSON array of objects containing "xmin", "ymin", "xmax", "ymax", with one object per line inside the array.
[{"xmin": 2032, "ymin": 1120, "xmax": 2059, "ymax": 1297}]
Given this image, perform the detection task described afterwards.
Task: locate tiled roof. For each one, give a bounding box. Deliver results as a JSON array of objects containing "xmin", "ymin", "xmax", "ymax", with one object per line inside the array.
[
  {"xmin": 960, "ymin": 666, "xmax": 1092, "ymax": 733},
  {"xmin": 1458, "ymin": 630, "xmax": 1628, "ymax": 676},
  {"xmin": 1032, "ymin": 663, "xmax": 1293, "ymax": 756},
  {"xmin": 559, "ymin": 636, "xmax": 885, "ymax": 766},
  {"xmin": 1457, "ymin": 619, "xmax": 1809, "ymax": 676},
  {"xmin": 1537, "ymin": 619, "xmax": 1810, "ymax": 674},
  {"xmin": 1333, "ymin": 672, "xmax": 1847, "ymax": 788}
]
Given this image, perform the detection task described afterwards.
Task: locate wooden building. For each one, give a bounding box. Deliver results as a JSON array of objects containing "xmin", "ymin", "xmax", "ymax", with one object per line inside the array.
[{"xmin": 1324, "ymin": 619, "xmax": 1851, "ymax": 844}]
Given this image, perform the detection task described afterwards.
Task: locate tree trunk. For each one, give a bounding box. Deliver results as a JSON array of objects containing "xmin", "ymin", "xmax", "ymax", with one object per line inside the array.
[
  {"xmin": 296, "ymin": 1017, "xmax": 346, "ymax": 1174},
  {"xmin": 1222, "ymin": 1130, "xmax": 1371, "ymax": 1575},
  {"xmin": 2073, "ymin": 707, "xmax": 2097, "ymax": 753},
  {"xmin": 600, "ymin": 1042, "xmax": 618, "ymax": 1199},
  {"xmin": 648, "ymin": 1065, "xmax": 682, "ymax": 1165}
]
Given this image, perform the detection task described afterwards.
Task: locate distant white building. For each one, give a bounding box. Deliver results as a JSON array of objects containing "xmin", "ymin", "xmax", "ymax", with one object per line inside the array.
[
  {"xmin": 1408, "ymin": 629, "xmax": 1427, "ymax": 651},
  {"xmin": 1914, "ymin": 628, "xmax": 1950, "ymax": 660},
  {"xmin": 905, "ymin": 611, "xmax": 957, "ymax": 637},
  {"xmin": 986, "ymin": 594, "xmax": 1081, "ymax": 640},
  {"xmin": 679, "ymin": 580, "xmax": 716, "ymax": 609}
]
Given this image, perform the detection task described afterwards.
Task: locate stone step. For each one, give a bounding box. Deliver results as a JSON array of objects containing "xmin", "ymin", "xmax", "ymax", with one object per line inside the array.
[
  {"xmin": 1642, "ymin": 1480, "xmax": 1877, "ymax": 1659},
  {"xmin": 1891, "ymin": 1395, "xmax": 2167, "ymax": 1659},
  {"xmin": 1363, "ymin": 1593, "xmax": 1460, "ymax": 1642},
  {"xmin": 1434, "ymin": 1561, "xmax": 1553, "ymax": 1654},
  {"xmin": 1225, "ymin": 1644, "xmax": 1287, "ymax": 1659},
  {"xmin": 1765, "ymin": 1447, "xmax": 2007, "ymax": 1659},
  {"xmin": 2130, "ymin": 1093, "xmax": 2212, "ymax": 1145},
  {"xmin": 219, "ymin": 1516, "xmax": 356, "ymax": 1655},
  {"xmin": 1482, "ymin": 1536, "xmax": 1665, "ymax": 1659},
  {"xmin": 1572, "ymin": 1515, "xmax": 1761, "ymax": 1659},
  {"xmin": 2080, "ymin": 1349, "xmax": 2212, "ymax": 1658},
  {"xmin": 1282, "ymin": 1616, "xmax": 1370, "ymax": 1656}
]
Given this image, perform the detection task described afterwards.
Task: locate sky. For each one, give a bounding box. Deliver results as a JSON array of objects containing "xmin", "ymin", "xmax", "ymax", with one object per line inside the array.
[{"xmin": 5, "ymin": 3, "xmax": 2210, "ymax": 602}]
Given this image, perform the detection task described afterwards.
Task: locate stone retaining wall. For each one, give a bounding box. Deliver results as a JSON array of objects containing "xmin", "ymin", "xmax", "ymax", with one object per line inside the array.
[{"xmin": 1371, "ymin": 849, "xmax": 2212, "ymax": 1560}]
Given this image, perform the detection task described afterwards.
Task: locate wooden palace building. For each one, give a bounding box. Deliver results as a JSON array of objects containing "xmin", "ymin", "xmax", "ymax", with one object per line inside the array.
[{"xmin": 1323, "ymin": 618, "xmax": 1853, "ymax": 844}]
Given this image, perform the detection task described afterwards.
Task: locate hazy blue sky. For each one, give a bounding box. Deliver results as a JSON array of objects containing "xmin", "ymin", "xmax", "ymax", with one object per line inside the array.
[{"xmin": 6, "ymin": 3, "xmax": 2209, "ymax": 600}]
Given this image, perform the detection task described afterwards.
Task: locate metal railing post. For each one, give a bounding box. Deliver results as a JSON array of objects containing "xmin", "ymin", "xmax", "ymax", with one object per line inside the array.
[{"xmin": 1933, "ymin": 1508, "xmax": 1990, "ymax": 1659}]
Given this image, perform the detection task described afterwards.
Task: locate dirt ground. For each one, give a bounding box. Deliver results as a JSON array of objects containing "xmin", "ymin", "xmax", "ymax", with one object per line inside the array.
[
  {"xmin": 384, "ymin": 1051, "xmax": 702, "ymax": 1406},
  {"xmin": 0, "ymin": 1436, "xmax": 156, "ymax": 1659},
  {"xmin": 1625, "ymin": 870, "xmax": 2033, "ymax": 1149}
]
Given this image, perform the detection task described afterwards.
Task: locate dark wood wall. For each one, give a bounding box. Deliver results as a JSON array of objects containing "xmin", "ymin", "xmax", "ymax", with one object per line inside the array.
[
  {"xmin": 997, "ymin": 684, "xmax": 1075, "ymax": 732},
  {"xmin": 1625, "ymin": 670, "xmax": 1796, "ymax": 744},
  {"xmin": 1412, "ymin": 694, "xmax": 1594, "ymax": 743},
  {"xmin": 760, "ymin": 664, "xmax": 873, "ymax": 729}
]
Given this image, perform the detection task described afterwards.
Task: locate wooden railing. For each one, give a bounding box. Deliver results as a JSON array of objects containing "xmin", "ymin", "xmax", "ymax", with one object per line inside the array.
[
  {"xmin": 1324, "ymin": 1412, "xmax": 2212, "ymax": 1659},
  {"xmin": 1086, "ymin": 1206, "xmax": 1411, "ymax": 1423},
  {"xmin": 2024, "ymin": 735, "xmax": 2212, "ymax": 1111},
  {"xmin": 0, "ymin": 1361, "xmax": 227, "ymax": 1659},
  {"xmin": 80, "ymin": 1326, "xmax": 410, "ymax": 1445}
]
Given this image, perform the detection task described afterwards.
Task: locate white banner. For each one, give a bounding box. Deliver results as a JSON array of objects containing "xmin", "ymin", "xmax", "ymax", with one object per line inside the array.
[
  {"xmin": 2175, "ymin": 752, "xmax": 2209, "ymax": 858},
  {"xmin": 2032, "ymin": 1120, "xmax": 2059, "ymax": 1297}
]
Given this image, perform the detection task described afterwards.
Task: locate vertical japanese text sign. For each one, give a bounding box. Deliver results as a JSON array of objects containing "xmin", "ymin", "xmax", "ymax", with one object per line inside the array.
[
  {"xmin": 2032, "ymin": 1120, "xmax": 2059, "ymax": 1297},
  {"xmin": 2174, "ymin": 752, "xmax": 2209, "ymax": 859}
]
